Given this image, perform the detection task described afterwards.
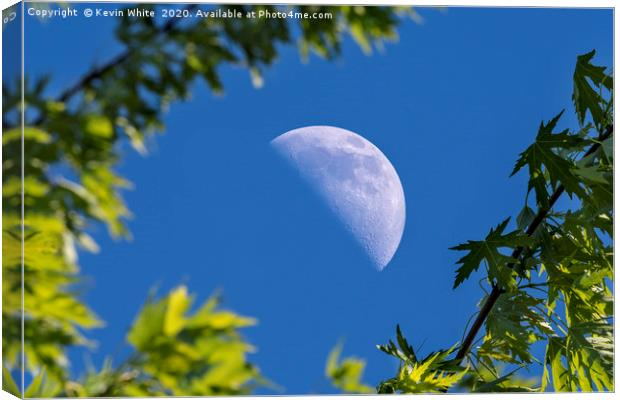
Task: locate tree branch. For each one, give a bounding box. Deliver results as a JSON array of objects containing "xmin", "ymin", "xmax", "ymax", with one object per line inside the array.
[
  {"xmin": 32, "ymin": 4, "xmax": 198, "ymax": 126},
  {"xmin": 453, "ymin": 123, "xmax": 614, "ymax": 364}
]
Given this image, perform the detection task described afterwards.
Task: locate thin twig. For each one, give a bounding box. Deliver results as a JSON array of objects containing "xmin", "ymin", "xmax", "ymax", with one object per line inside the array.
[
  {"xmin": 453, "ymin": 124, "xmax": 613, "ymax": 364},
  {"xmin": 32, "ymin": 4, "xmax": 199, "ymax": 126}
]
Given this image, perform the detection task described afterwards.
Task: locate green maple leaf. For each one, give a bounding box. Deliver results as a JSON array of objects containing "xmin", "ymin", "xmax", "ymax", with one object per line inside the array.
[
  {"xmin": 378, "ymin": 344, "xmax": 468, "ymax": 394},
  {"xmin": 511, "ymin": 111, "xmax": 586, "ymax": 201},
  {"xmin": 451, "ymin": 218, "xmax": 532, "ymax": 290},
  {"xmin": 326, "ymin": 342, "xmax": 374, "ymax": 394},
  {"xmin": 479, "ymin": 291, "xmax": 552, "ymax": 365},
  {"xmin": 377, "ymin": 325, "xmax": 417, "ymax": 364},
  {"xmin": 516, "ymin": 205, "xmax": 536, "ymax": 231},
  {"xmin": 573, "ymin": 49, "xmax": 613, "ymax": 127}
]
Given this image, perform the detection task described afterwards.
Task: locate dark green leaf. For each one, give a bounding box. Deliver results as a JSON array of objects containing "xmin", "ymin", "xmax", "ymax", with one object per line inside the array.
[
  {"xmin": 572, "ymin": 50, "xmax": 613, "ymax": 127},
  {"xmin": 451, "ymin": 218, "xmax": 532, "ymax": 289}
]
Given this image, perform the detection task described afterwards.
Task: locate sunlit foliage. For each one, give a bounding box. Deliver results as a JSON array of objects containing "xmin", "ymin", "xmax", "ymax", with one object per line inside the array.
[
  {"xmin": 369, "ymin": 50, "xmax": 613, "ymax": 393},
  {"xmin": 325, "ymin": 342, "xmax": 373, "ymax": 394},
  {"xmin": 2, "ymin": 3, "xmax": 408, "ymax": 397},
  {"xmin": 2, "ymin": 3, "xmax": 612, "ymax": 396}
]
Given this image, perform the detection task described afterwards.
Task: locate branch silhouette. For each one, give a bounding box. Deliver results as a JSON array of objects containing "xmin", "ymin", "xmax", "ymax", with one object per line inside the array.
[
  {"xmin": 32, "ymin": 4, "xmax": 198, "ymax": 126},
  {"xmin": 454, "ymin": 123, "xmax": 614, "ymax": 364}
]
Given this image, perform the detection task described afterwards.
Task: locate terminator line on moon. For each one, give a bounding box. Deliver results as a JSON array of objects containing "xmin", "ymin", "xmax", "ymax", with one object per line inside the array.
[{"xmin": 271, "ymin": 126, "xmax": 406, "ymax": 271}]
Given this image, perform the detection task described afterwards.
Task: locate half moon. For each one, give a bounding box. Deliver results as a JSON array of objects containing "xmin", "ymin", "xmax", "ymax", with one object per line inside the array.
[{"xmin": 271, "ymin": 126, "xmax": 406, "ymax": 271}]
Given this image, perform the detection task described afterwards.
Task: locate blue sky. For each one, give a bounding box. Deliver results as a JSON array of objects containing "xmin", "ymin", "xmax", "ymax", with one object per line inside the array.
[{"xmin": 23, "ymin": 3, "xmax": 613, "ymax": 394}]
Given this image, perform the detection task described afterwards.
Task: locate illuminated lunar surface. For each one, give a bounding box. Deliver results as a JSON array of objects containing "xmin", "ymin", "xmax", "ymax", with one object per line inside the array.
[{"xmin": 271, "ymin": 126, "xmax": 406, "ymax": 271}]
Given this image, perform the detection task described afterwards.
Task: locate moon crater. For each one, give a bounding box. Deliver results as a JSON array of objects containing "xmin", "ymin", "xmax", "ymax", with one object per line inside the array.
[{"xmin": 271, "ymin": 126, "xmax": 406, "ymax": 271}]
